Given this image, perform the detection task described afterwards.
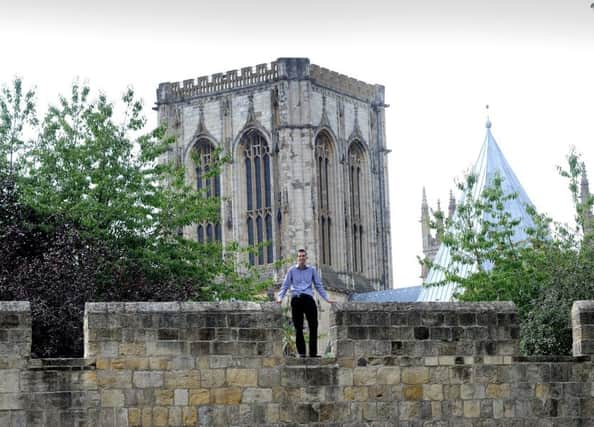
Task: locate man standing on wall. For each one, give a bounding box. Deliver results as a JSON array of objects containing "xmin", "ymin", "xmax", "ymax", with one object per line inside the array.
[{"xmin": 277, "ymin": 249, "xmax": 335, "ymax": 357}]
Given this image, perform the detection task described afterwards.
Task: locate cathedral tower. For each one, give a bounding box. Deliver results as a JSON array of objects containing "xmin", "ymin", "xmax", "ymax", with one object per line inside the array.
[{"xmin": 155, "ymin": 58, "xmax": 393, "ymax": 292}]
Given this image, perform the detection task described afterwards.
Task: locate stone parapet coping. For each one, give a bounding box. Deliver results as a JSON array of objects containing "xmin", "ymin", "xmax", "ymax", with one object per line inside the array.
[{"xmin": 85, "ymin": 301, "xmax": 279, "ymax": 313}]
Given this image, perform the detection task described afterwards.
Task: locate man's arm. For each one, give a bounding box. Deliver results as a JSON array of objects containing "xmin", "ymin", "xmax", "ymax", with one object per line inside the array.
[
  {"xmin": 312, "ymin": 268, "xmax": 335, "ymax": 303},
  {"xmin": 277, "ymin": 267, "xmax": 292, "ymax": 303}
]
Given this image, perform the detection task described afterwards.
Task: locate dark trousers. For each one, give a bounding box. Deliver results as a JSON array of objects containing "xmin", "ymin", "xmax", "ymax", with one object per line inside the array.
[{"xmin": 291, "ymin": 294, "xmax": 318, "ymax": 357}]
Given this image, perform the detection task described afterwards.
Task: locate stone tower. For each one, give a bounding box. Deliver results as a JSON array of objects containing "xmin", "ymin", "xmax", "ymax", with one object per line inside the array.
[{"xmin": 155, "ymin": 58, "xmax": 393, "ymax": 293}]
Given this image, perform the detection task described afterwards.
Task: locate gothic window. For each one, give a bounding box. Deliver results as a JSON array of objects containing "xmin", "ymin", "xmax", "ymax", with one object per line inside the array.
[
  {"xmin": 242, "ymin": 129, "xmax": 273, "ymax": 265},
  {"xmin": 348, "ymin": 142, "xmax": 365, "ymax": 273},
  {"xmin": 193, "ymin": 139, "xmax": 222, "ymax": 243},
  {"xmin": 315, "ymin": 132, "xmax": 334, "ymax": 266}
]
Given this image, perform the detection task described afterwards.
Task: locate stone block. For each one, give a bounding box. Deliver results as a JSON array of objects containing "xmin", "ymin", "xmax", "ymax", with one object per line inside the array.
[
  {"xmin": 154, "ymin": 389, "xmax": 173, "ymax": 406},
  {"xmin": 200, "ymin": 369, "xmax": 225, "ymax": 387},
  {"xmin": 343, "ymin": 386, "xmax": 368, "ymax": 401},
  {"xmin": 226, "ymin": 368, "xmax": 257, "ymax": 387},
  {"xmin": 423, "ymin": 384, "xmax": 444, "ymax": 401},
  {"xmin": 463, "ymin": 400, "xmax": 481, "ymax": 418},
  {"xmin": 403, "ymin": 385, "xmax": 423, "ymax": 400},
  {"xmin": 212, "ymin": 387, "xmax": 241, "ymax": 404},
  {"xmin": 401, "ymin": 367, "xmax": 429, "ymax": 385},
  {"xmin": 281, "ymin": 367, "xmax": 307, "ymax": 387},
  {"xmin": 258, "ymin": 367, "xmax": 280, "ymax": 387},
  {"xmin": 0, "ymin": 370, "xmax": 19, "ymax": 393},
  {"xmin": 174, "ymin": 389, "xmax": 188, "ymax": 406},
  {"xmin": 189, "ymin": 388, "xmax": 210, "ymax": 405},
  {"xmin": 164, "ymin": 370, "xmax": 200, "ymax": 388},
  {"xmin": 101, "ymin": 390, "xmax": 124, "ymax": 408},
  {"xmin": 97, "ymin": 371, "xmax": 132, "ymax": 389},
  {"xmin": 128, "ymin": 407, "xmax": 141, "ymax": 426},
  {"xmin": 133, "ymin": 371, "xmax": 164, "ymax": 388},
  {"xmin": 353, "ymin": 367, "xmax": 377, "ymax": 385},
  {"xmin": 153, "ymin": 406, "xmax": 168, "ymax": 427},
  {"xmin": 183, "ymin": 406, "xmax": 197, "ymax": 426},
  {"xmin": 168, "ymin": 406, "xmax": 182, "ymax": 425},
  {"xmin": 242, "ymin": 387, "xmax": 272, "ymax": 403}
]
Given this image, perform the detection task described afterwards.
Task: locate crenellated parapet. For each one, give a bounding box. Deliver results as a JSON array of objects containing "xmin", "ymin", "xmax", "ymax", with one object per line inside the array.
[
  {"xmin": 310, "ymin": 64, "xmax": 382, "ymax": 104},
  {"xmin": 2, "ymin": 300, "xmax": 594, "ymax": 425},
  {"xmin": 0, "ymin": 301, "xmax": 31, "ymax": 369},
  {"xmin": 156, "ymin": 58, "xmax": 384, "ymax": 105},
  {"xmin": 157, "ymin": 62, "xmax": 279, "ymax": 103},
  {"xmin": 572, "ymin": 300, "xmax": 594, "ymax": 356}
]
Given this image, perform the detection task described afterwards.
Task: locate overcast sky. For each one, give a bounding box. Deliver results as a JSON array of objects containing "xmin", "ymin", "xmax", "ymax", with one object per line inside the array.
[{"xmin": 2, "ymin": 0, "xmax": 594, "ymax": 287}]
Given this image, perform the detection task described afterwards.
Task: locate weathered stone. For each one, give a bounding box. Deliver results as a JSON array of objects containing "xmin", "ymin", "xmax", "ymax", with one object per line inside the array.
[
  {"xmin": 423, "ymin": 384, "xmax": 444, "ymax": 400},
  {"xmin": 189, "ymin": 388, "xmax": 210, "ymax": 405},
  {"xmin": 212, "ymin": 387, "xmax": 241, "ymax": 404},
  {"xmin": 182, "ymin": 406, "xmax": 197, "ymax": 426},
  {"xmin": 133, "ymin": 371, "xmax": 163, "ymax": 388},
  {"xmin": 0, "ymin": 370, "xmax": 19, "ymax": 393},
  {"xmin": 353, "ymin": 367, "xmax": 377, "ymax": 385},
  {"xmin": 97, "ymin": 371, "xmax": 132, "ymax": 389},
  {"xmin": 403, "ymin": 385, "xmax": 423, "ymax": 400},
  {"xmin": 154, "ymin": 389, "xmax": 173, "ymax": 406},
  {"xmin": 464, "ymin": 400, "xmax": 481, "ymax": 418},
  {"xmin": 128, "ymin": 407, "xmax": 141, "ymax": 426},
  {"xmin": 164, "ymin": 370, "xmax": 200, "ymax": 388},
  {"xmin": 100, "ymin": 390, "xmax": 124, "ymax": 407},
  {"xmin": 5, "ymin": 301, "xmax": 594, "ymax": 426},
  {"xmin": 227, "ymin": 368, "xmax": 257, "ymax": 387},
  {"xmin": 200, "ymin": 369, "xmax": 225, "ymax": 387},
  {"xmin": 242, "ymin": 387, "xmax": 272, "ymax": 403},
  {"xmin": 343, "ymin": 386, "xmax": 368, "ymax": 401},
  {"xmin": 401, "ymin": 367, "xmax": 429, "ymax": 384},
  {"xmin": 153, "ymin": 406, "xmax": 168, "ymax": 426}
]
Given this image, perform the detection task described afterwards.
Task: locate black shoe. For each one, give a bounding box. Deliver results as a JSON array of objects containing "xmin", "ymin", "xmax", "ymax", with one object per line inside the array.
[
  {"xmin": 310, "ymin": 355, "xmax": 321, "ymax": 358},
  {"xmin": 297, "ymin": 354, "xmax": 306, "ymax": 358}
]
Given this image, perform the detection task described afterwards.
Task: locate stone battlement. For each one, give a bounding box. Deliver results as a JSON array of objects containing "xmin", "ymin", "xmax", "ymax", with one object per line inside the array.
[
  {"xmin": 157, "ymin": 62, "xmax": 279, "ymax": 102},
  {"xmin": 309, "ymin": 64, "xmax": 379, "ymax": 103},
  {"xmin": 156, "ymin": 58, "xmax": 382, "ymax": 104},
  {"xmin": 1, "ymin": 300, "xmax": 593, "ymax": 426}
]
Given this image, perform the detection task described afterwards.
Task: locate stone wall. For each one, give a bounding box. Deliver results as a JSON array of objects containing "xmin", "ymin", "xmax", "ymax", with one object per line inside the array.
[{"xmin": 0, "ymin": 300, "xmax": 593, "ymax": 426}]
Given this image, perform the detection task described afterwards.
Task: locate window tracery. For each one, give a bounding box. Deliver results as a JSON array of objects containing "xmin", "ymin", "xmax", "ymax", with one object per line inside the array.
[
  {"xmin": 315, "ymin": 132, "xmax": 334, "ymax": 266},
  {"xmin": 348, "ymin": 142, "xmax": 365, "ymax": 273},
  {"xmin": 193, "ymin": 139, "xmax": 222, "ymax": 243},
  {"xmin": 242, "ymin": 129, "xmax": 273, "ymax": 265}
]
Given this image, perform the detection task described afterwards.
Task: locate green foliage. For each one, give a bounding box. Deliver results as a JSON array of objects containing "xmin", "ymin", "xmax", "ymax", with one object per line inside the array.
[
  {"xmin": 0, "ymin": 78, "xmax": 38, "ymax": 173},
  {"xmin": 423, "ymin": 149, "xmax": 594, "ymax": 355},
  {"xmin": 0, "ymin": 78, "xmax": 269, "ymax": 356}
]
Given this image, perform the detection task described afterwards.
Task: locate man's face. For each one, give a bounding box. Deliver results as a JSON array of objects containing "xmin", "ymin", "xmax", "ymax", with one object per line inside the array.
[{"xmin": 297, "ymin": 252, "xmax": 307, "ymax": 267}]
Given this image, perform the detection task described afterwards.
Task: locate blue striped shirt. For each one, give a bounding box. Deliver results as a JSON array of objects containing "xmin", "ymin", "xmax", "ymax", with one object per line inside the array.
[{"xmin": 278, "ymin": 265, "xmax": 330, "ymax": 302}]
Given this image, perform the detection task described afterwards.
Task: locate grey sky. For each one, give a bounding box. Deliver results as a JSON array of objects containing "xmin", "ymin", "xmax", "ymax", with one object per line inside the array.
[{"xmin": 3, "ymin": 0, "xmax": 593, "ymax": 41}]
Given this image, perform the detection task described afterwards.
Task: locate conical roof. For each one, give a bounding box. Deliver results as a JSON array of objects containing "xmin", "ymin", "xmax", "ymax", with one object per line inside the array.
[{"xmin": 418, "ymin": 120, "xmax": 536, "ymax": 302}]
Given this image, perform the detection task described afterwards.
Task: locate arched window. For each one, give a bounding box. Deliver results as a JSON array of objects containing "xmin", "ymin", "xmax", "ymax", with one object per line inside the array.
[
  {"xmin": 193, "ymin": 139, "xmax": 222, "ymax": 243},
  {"xmin": 242, "ymin": 129, "xmax": 273, "ymax": 265},
  {"xmin": 348, "ymin": 142, "xmax": 365, "ymax": 273},
  {"xmin": 315, "ymin": 132, "xmax": 333, "ymax": 266}
]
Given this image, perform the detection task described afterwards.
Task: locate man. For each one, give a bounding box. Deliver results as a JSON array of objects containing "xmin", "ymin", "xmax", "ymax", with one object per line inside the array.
[{"xmin": 277, "ymin": 249, "xmax": 335, "ymax": 357}]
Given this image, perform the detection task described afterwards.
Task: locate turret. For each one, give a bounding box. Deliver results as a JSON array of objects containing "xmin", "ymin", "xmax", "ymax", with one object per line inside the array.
[
  {"xmin": 448, "ymin": 190, "xmax": 456, "ymax": 219},
  {"xmin": 421, "ymin": 187, "xmax": 431, "ymax": 251}
]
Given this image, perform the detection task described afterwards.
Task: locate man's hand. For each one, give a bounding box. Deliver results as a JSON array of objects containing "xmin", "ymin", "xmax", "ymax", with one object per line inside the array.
[
  {"xmin": 276, "ymin": 299, "xmax": 282, "ymax": 304},
  {"xmin": 327, "ymin": 299, "xmax": 336, "ymax": 304}
]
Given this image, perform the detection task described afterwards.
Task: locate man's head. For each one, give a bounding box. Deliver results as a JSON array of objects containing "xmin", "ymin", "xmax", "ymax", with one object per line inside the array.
[{"xmin": 297, "ymin": 249, "xmax": 307, "ymax": 268}]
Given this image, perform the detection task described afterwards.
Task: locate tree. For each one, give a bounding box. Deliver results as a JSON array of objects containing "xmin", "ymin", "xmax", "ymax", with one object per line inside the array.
[
  {"xmin": 0, "ymin": 79, "xmax": 269, "ymax": 356},
  {"xmin": 424, "ymin": 149, "xmax": 594, "ymax": 355},
  {"xmin": 0, "ymin": 78, "xmax": 38, "ymax": 173}
]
